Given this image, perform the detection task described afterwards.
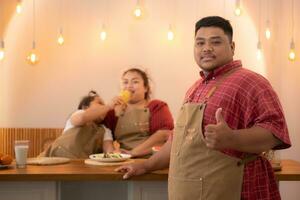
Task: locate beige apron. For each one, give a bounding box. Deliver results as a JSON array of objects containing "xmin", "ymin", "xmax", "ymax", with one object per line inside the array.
[
  {"xmin": 169, "ymin": 70, "xmax": 245, "ymax": 200},
  {"xmin": 114, "ymin": 108, "xmax": 150, "ymax": 150},
  {"xmin": 39, "ymin": 123, "xmax": 104, "ymax": 159}
]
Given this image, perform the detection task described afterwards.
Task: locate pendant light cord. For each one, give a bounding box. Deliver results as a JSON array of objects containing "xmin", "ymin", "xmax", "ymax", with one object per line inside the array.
[{"xmin": 32, "ymin": 0, "xmax": 36, "ymax": 48}]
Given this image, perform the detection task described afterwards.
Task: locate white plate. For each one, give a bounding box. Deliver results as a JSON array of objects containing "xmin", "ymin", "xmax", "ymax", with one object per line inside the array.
[
  {"xmin": 89, "ymin": 153, "xmax": 131, "ymax": 162},
  {"xmin": 27, "ymin": 157, "xmax": 70, "ymax": 165}
]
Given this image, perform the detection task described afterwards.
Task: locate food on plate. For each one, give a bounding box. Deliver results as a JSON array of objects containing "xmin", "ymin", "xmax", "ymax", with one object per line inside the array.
[
  {"xmin": 0, "ymin": 153, "xmax": 13, "ymax": 165},
  {"xmin": 89, "ymin": 153, "xmax": 131, "ymax": 162},
  {"xmin": 119, "ymin": 90, "xmax": 131, "ymax": 103},
  {"xmin": 103, "ymin": 153, "xmax": 123, "ymax": 158}
]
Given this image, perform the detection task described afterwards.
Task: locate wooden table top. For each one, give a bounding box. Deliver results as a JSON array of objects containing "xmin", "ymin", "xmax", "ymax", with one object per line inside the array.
[
  {"xmin": 0, "ymin": 159, "xmax": 168, "ymax": 181},
  {"xmin": 0, "ymin": 159, "xmax": 299, "ymax": 182},
  {"xmin": 274, "ymin": 159, "xmax": 300, "ymax": 181}
]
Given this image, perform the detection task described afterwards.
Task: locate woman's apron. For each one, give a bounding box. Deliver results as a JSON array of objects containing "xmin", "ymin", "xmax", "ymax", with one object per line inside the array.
[
  {"xmin": 39, "ymin": 123, "xmax": 105, "ymax": 158},
  {"xmin": 114, "ymin": 108, "xmax": 150, "ymax": 151},
  {"xmin": 169, "ymin": 69, "xmax": 246, "ymax": 200}
]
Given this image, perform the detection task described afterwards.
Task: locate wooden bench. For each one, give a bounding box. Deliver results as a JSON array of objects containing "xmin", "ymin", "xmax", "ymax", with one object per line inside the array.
[{"xmin": 0, "ymin": 128, "xmax": 63, "ymax": 158}]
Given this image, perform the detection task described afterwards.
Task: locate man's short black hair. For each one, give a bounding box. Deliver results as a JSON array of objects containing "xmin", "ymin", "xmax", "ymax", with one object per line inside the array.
[{"xmin": 195, "ymin": 16, "xmax": 233, "ymax": 42}]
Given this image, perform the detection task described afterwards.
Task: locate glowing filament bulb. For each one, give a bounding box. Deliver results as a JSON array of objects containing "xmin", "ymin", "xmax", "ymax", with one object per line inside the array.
[
  {"xmin": 265, "ymin": 28, "xmax": 271, "ymax": 40},
  {"xmin": 234, "ymin": 0, "xmax": 242, "ymax": 16},
  {"xmin": 265, "ymin": 20, "xmax": 271, "ymax": 40},
  {"xmin": 0, "ymin": 41, "xmax": 4, "ymax": 61},
  {"xmin": 57, "ymin": 28, "xmax": 64, "ymax": 45},
  {"xmin": 100, "ymin": 24, "xmax": 107, "ymax": 41},
  {"xmin": 27, "ymin": 51, "xmax": 38, "ymax": 65},
  {"xmin": 16, "ymin": 1, "xmax": 22, "ymax": 14},
  {"xmin": 0, "ymin": 49, "xmax": 4, "ymax": 61},
  {"xmin": 100, "ymin": 31, "xmax": 107, "ymax": 41},
  {"xmin": 167, "ymin": 25, "xmax": 174, "ymax": 41},
  {"xmin": 134, "ymin": 7, "xmax": 142, "ymax": 18},
  {"xmin": 256, "ymin": 41, "xmax": 262, "ymax": 60},
  {"xmin": 288, "ymin": 41, "xmax": 296, "ymax": 61},
  {"xmin": 27, "ymin": 42, "xmax": 39, "ymax": 65},
  {"xmin": 57, "ymin": 34, "xmax": 64, "ymax": 45}
]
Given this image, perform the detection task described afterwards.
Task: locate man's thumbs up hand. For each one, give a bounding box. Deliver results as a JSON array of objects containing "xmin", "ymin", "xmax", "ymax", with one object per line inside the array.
[{"xmin": 204, "ymin": 108, "xmax": 234, "ymax": 150}]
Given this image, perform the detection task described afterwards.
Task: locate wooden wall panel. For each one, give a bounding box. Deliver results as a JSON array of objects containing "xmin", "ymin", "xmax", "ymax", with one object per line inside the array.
[{"xmin": 0, "ymin": 128, "xmax": 63, "ymax": 158}]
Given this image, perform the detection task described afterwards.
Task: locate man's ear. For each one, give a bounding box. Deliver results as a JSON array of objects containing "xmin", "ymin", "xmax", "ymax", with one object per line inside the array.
[{"xmin": 231, "ymin": 41, "xmax": 235, "ymax": 56}]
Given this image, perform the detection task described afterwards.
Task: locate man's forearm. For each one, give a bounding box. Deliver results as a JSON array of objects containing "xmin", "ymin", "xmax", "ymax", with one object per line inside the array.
[
  {"xmin": 143, "ymin": 139, "xmax": 172, "ymax": 172},
  {"xmin": 231, "ymin": 126, "xmax": 281, "ymax": 154}
]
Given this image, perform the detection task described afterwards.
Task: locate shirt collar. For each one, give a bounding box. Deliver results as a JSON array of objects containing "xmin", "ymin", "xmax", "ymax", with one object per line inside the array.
[{"xmin": 199, "ymin": 60, "xmax": 242, "ymax": 82}]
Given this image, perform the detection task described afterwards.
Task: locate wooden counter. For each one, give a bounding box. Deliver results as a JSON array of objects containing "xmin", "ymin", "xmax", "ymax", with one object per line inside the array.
[
  {"xmin": 0, "ymin": 159, "xmax": 299, "ymax": 182},
  {"xmin": 0, "ymin": 159, "xmax": 299, "ymax": 200},
  {"xmin": 274, "ymin": 159, "xmax": 300, "ymax": 181},
  {"xmin": 0, "ymin": 159, "xmax": 168, "ymax": 181}
]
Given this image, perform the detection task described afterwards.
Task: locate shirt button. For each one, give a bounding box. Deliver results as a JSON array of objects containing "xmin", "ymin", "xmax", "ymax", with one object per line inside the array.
[
  {"xmin": 212, "ymin": 77, "xmax": 215, "ymax": 80},
  {"xmin": 199, "ymin": 178, "xmax": 203, "ymax": 181}
]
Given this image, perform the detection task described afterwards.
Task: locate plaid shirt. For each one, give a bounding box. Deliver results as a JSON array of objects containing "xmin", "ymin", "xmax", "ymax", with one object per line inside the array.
[{"xmin": 184, "ymin": 60, "xmax": 291, "ymax": 200}]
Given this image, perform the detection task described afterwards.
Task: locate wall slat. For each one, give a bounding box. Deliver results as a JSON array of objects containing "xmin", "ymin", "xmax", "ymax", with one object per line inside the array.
[{"xmin": 0, "ymin": 128, "xmax": 63, "ymax": 158}]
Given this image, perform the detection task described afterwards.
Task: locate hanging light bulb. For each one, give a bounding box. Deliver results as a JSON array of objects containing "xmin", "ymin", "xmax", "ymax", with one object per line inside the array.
[
  {"xmin": 265, "ymin": 28, "xmax": 271, "ymax": 40},
  {"xmin": 27, "ymin": 41, "xmax": 39, "ymax": 65},
  {"xmin": 0, "ymin": 40, "xmax": 4, "ymax": 61},
  {"xmin": 57, "ymin": 28, "xmax": 64, "ymax": 45},
  {"xmin": 57, "ymin": 34, "xmax": 64, "ymax": 45},
  {"xmin": 167, "ymin": 25, "xmax": 174, "ymax": 41},
  {"xmin": 234, "ymin": 0, "xmax": 242, "ymax": 16},
  {"xmin": 100, "ymin": 24, "xmax": 107, "ymax": 41},
  {"xmin": 288, "ymin": 40, "xmax": 296, "ymax": 61},
  {"xmin": 16, "ymin": 0, "xmax": 22, "ymax": 14},
  {"xmin": 256, "ymin": 41, "xmax": 262, "ymax": 60},
  {"xmin": 133, "ymin": 0, "xmax": 143, "ymax": 19},
  {"xmin": 288, "ymin": 0, "xmax": 296, "ymax": 61},
  {"xmin": 27, "ymin": 0, "xmax": 38, "ymax": 65},
  {"xmin": 134, "ymin": 7, "xmax": 142, "ymax": 18},
  {"xmin": 265, "ymin": 20, "xmax": 271, "ymax": 40}
]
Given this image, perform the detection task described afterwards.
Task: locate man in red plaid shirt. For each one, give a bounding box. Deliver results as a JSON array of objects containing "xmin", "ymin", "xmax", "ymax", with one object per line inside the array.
[{"xmin": 117, "ymin": 16, "xmax": 291, "ymax": 200}]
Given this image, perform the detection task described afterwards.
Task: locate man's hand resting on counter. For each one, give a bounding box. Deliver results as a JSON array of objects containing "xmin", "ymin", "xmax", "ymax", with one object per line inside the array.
[{"xmin": 115, "ymin": 162, "xmax": 148, "ymax": 179}]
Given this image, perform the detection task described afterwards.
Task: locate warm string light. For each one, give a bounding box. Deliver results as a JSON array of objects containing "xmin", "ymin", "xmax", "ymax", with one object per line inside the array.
[
  {"xmin": 27, "ymin": 41, "xmax": 39, "ymax": 65},
  {"xmin": 100, "ymin": 0, "xmax": 109, "ymax": 41},
  {"xmin": 100, "ymin": 24, "xmax": 107, "ymax": 41},
  {"xmin": 265, "ymin": 21, "xmax": 271, "ymax": 40},
  {"xmin": 27, "ymin": 0, "xmax": 39, "ymax": 65},
  {"xmin": 133, "ymin": 0, "xmax": 143, "ymax": 19},
  {"xmin": 265, "ymin": 0, "xmax": 271, "ymax": 40},
  {"xmin": 57, "ymin": 28, "xmax": 64, "ymax": 45},
  {"xmin": 234, "ymin": 0, "xmax": 242, "ymax": 16},
  {"xmin": 288, "ymin": 0, "xmax": 296, "ymax": 61},
  {"xmin": 0, "ymin": 40, "xmax": 5, "ymax": 61},
  {"xmin": 288, "ymin": 40, "xmax": 296, "ymax": 61},
  {"xmin": 57, "ymin": 0, "xmax": 65, "ymax": 46},
  {"xmin": 256, "ymin": 0, "xmax": 262, "ymax": 60},
  {"xmin": 167, "ymin": 25, "xmax": 175, "ymax": 41},
  {"xmin": 16, "ymin": 0, "xmax": 22, "ymax": 14}
]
